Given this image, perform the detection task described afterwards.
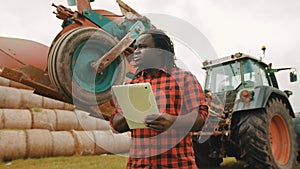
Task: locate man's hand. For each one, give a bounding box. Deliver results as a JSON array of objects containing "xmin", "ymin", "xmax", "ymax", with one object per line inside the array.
[{"xmin": 144, "ymin": 113, "xmax": 176, "ymax": 132}]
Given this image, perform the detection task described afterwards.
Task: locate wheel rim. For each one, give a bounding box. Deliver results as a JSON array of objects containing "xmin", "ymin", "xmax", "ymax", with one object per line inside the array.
[
  {"xmin": 270, "ymin": 113, "xmax": 290, "ymax": 165},
  {"xmin": 72, "ymin": 39, "xmax": 118, "ymax": 93}
]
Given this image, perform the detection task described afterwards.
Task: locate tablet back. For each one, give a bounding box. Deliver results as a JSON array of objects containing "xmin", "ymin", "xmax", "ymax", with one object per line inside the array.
[{"xmin": 112, "ymin": 83, "xmax": 159, "ymax": 129}]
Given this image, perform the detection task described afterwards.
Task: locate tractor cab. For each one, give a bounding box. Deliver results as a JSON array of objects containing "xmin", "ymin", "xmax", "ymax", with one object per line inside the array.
[{"xmin": 202, "ymin": 52, "xmax": 297, "ymax": 94}]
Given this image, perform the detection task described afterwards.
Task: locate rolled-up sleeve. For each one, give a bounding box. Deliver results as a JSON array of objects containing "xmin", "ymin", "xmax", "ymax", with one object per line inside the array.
[{"xmin": 183, "ymin": 73, "xmax": 208, "ymax": 124}]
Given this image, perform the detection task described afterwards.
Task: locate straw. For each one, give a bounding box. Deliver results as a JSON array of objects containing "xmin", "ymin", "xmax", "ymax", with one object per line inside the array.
[
  {"xmin": 3, "ymin": 109, "xmax": 32, "ymax": 129},
  {"xmin": 26, "ymin": 129, "xmax": 53, "ymax": 158},
  {"xmin": 0, "ymin": 130, "xmax": 26, "ymax": 160},
  {"xmin": 71, "ymin": 130, "xmax": 95, "ymax": 156},
  {"xmin": 31, "ymin": 108, "xmax": 56, "ymax": 131},
  {"xmin": 51, "ymin": 131, "xmax": 75, "ymax": 156}
]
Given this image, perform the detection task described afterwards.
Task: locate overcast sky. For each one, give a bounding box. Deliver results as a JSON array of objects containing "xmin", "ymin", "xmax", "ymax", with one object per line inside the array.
[{"xmin": 0, "ymin": 0, "xmax": 299, "ymax": 111}]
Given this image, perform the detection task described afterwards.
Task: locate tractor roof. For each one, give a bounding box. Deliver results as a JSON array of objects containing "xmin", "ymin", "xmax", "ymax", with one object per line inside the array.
[{"xmin": 202, "ymin": 52, "xmax": 268, "ymax": 69}]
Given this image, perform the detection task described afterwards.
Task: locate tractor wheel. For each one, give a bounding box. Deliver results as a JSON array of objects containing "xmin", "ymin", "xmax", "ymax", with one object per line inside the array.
[
  {"xmin": 232, "ymin": 97, "xmax": 297, "ymax": 169},
  {"xmin": 48, "ymin": 27, "xmax": 126, "ymax": 106},
  {"xmin": 192, "ymin": 136, "xmax": 223, "ymax": 168}
]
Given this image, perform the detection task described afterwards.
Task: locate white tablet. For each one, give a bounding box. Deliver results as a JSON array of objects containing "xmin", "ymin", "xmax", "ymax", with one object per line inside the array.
[{"xmin": 111, "ymin": 82, "xmax": 160, "ymax": 129}]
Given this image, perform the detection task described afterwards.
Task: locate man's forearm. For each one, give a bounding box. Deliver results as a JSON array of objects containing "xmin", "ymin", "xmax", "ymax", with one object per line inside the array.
[
  {"xmin": 172, "ymin": 112, "xmax": 205, "ymax": 132},
  {"xmin": 145, "ymin": 105, "xmax": 208, "ymax": 132},
  {"xmin": 112, "ymin": 113, "xmax": 130, "ymax": 133}
]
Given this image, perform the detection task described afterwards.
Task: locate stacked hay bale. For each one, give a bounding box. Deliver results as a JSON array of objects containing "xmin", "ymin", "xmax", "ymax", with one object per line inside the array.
[{"xmin": 0, "ymin": 77, "xmax": 130, "ymax": 161}]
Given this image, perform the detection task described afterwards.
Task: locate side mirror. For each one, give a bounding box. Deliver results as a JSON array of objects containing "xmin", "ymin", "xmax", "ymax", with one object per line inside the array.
[{"xmin": 290, "ymin": 71, "xmax": 297, "ymax": 82}]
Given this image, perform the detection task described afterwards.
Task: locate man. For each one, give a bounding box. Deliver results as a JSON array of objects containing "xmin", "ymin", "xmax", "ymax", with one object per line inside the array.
[{"xmin": 110, "ymin": 29, "xmax": 208, "ymax": 169}]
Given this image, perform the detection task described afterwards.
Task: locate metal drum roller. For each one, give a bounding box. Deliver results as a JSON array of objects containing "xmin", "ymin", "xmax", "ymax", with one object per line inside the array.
[{"xmin": 48, "ymin": 27, "xmax": 126, "ymax": 106}]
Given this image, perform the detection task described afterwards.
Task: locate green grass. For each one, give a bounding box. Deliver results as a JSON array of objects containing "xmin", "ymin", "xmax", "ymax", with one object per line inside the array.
[{"xmin": 0, "ymin": 155, "xmax": 299, "ymax": 169}]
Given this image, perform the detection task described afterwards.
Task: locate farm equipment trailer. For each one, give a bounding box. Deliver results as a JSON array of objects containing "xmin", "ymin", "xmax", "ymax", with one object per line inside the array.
[{"xmin": 0, "ymin": 0, "xmax": 152, "ymax": 119}]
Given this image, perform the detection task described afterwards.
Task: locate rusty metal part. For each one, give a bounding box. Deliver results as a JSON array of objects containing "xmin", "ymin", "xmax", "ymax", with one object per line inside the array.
[
  {"xmin": 94, "ymin": 21, "xmax": 145, "ymax": 73},
  {"xmin": 116, "ymin": 0, "xmax": 142, "ymax": 17},
  {"xmin": 0, "ymin": 48, "xmax": 26, "ymax": 66},
  {"xmin": 52, "ymin": 4, "xmax": 75, "ymax": 20},
  {"xmin": 50, "ymin": 8, "xmax": 125, "ymax": 47},
  {"xmin": 0, "ymin": 37, "xmax": 48, "ymax": 70},
  {"xmin": 52, "ymin": 3, "xmax": 84, "ymax": 25},
  {"xmin": 0, "ymin": 65, "xmax": 71, "ymax": 104},
  {"xmin": 76, "ymin": 0, "xmax": 92, "ymax": 14}
]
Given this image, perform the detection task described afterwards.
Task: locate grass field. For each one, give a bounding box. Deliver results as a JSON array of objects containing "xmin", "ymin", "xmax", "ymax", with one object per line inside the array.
[{"xmin": 0, "ymin": 155, "xmax": 299, "ymax": 169}]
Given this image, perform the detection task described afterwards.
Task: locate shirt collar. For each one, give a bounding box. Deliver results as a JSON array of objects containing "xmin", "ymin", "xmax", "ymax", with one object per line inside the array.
[{"xmin": 135, "ymin": 67, "xmax": 173, "ymax": 78}]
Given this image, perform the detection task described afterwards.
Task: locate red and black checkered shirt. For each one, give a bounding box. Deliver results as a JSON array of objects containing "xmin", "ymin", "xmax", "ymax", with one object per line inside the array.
[{"xmin": 111, "ymin": 67, "xmax": 208, "ymax": 169}]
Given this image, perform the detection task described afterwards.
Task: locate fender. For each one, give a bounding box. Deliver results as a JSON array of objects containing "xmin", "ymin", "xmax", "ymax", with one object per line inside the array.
[{"xmin": 233, "ymin": 86, "xmax": 295, "ymax": 117}]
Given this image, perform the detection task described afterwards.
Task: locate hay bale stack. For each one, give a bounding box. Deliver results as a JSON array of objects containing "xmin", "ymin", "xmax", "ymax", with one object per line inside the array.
[
  {"xmin": 0, "ymin": 129, "xmax": 131, "ymax": 160},
  {"xmin": 71, "ymin": 130, "xmax": 96, "ymax": 156},
  {"xmin": 0, "ymin": 130, "xmax": 27, "ymax": 160},
  {"xmin": 0, "ymin": 76, "xmax": 32, "ymax": 90},
  {"xmin": 0, "ymin": 108, "xmax": 110, "ymax": 131},
  {"xmin": 51, "ymin": 131, "xmax": 75, "ymax": 156},
  {"xmin": 2, "ymin": 109, "xmax": 32, "ymax": 129},
  {"xmin": 26, "ymin": 129, "xmax": 53, "ymax": 158},
  {"xmin": 0, "ymin": 86, "xmax": 75, "ymax": 110},
  {"xmin": 31, "ymin": 108, "xmax": 56, "ymax": 131},
  {"xmin": 93, "ymin": 130, "xmax": 130, "ymax": 154}
]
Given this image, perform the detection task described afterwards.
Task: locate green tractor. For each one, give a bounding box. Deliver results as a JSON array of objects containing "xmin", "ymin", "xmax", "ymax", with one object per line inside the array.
[{"xmin": 193, "ymin": 52, "xmax": 298, "ymax": 169}]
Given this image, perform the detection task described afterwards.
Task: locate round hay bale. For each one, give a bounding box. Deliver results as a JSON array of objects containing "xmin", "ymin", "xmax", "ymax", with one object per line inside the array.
[
  {"xmin": 26, "ymin": 129, "xmax": 53, "ymax": 158},
  {"xmin": 0, "ymin": 76, "xmax": 32, "ymax": 89},
  {"xmin": 76, "ymin": 110, "xmax": 97, "ymax": 130},
  {"xmin": 20, "ymin": 89, "xmax": 42, "ymax": 108},
  {"xmin": 3, "ymin": 109, "xmax": 32, "ymax": 129},
  {"xmin": 71, "ymin": 130, "xmax": 95, "ymax": 156},
  {"xmin": 0, "ymin": 86, "xmax": 21, "ymax": 108},
  {"xmin": 55, "ymin": 110, "xmax": 78, "ymax": 130},
  {"xmin": 0, "ymin": 109, "xmax": 3, "ymax": 129},
  {"xmin": 31, "ymin": 108, "xmax": 56, "ymax": 130},
  {"xmin": 9, "ymin": 81, "xmax": 32, "ymax": 90},
  {"xmin": 0, "ymin": 130, "xmax": 26, "ymax": 160},
  {"xmin": 51, "ymin": 131, "xmax": 74, "ymax": 156},
  {"xmin": 93, "ymin": 130, "xmax": 130, "ymax": 154},
  {"xmin": 95, "ymin": 119, "xmax": 111, "ymax": 130},
  {"xmin": 0, "ymin": 76, "xmax": 9, "ymax": 86},
  {"xmin": 42, "ymin": 97, "xmax": 75, "ymax": 110},
  {"xmin": 75, "ymin": 110, "xmax": 110, "ymax": 131}
]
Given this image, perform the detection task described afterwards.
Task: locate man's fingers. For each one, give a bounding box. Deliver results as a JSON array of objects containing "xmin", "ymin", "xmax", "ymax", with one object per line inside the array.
[
  {"xmin": 145, "ymin": 120, "xmax": 162, "ymax": 126},
  {"xmin": 145, "ymin": 114, "xmax": 161, "ymax": 122},
  {"xmin": 147, "ymin": 124, "xmax": 164, "ymax": 132}
]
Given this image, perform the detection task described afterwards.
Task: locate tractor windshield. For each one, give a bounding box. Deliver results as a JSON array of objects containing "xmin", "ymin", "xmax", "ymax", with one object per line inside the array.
[
  {"xmin": 204, "ymin": 59, "xmax": 269, "ymax": 93},
  {"xmin": 204, "ymin": 62, "xmax": 240, "ymax": 93}
]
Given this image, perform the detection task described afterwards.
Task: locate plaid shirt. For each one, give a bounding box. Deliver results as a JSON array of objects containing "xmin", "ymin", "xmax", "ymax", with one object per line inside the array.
[{"xmin": 111, "ymin": 67, "xmax": 208, "ymax": 169}]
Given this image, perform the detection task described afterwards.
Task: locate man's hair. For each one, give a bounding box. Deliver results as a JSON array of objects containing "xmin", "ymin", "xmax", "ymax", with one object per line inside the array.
[{"xmin": 141, "ymin": 29, "xmax": 176, "ymax": 69}]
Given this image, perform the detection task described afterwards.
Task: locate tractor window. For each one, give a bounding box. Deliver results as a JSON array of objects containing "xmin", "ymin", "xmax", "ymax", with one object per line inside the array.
[
  {"xmin": 204, "ymin": 62, "xmax": 241, "ymax": 93},
  {"xmin": 204, "ymin": 59, "xmax": 270, "ymax": 93},
  {"xmin": 260, "ymin": 66, "xmax": 270, "ymax": 86},
  {"xmin": 242, "ymin": 59, "xmax": 267, "ymax": 87}
]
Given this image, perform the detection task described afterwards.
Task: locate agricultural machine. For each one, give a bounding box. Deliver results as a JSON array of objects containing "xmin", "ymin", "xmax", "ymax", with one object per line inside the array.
[
  {"xmin": 0, "ymin": 0, "xmax": 153, "ymax": 119},
  {"xmin": 193, "ymin": 52, "xmax": 298, "ymax": 169}
]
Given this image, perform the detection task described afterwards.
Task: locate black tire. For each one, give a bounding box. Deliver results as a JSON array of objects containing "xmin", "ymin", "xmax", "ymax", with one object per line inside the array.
[
  {"xmin": 192, "ymin": 136, "xmax": 223, "ymax": 168},
  {"xmin": 48, "ymin": 27, "xmax": 126, "ymax": 106},
  {"xmin": 231, "ymin": 97, "xmax": 297, "ymax": 169}
]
